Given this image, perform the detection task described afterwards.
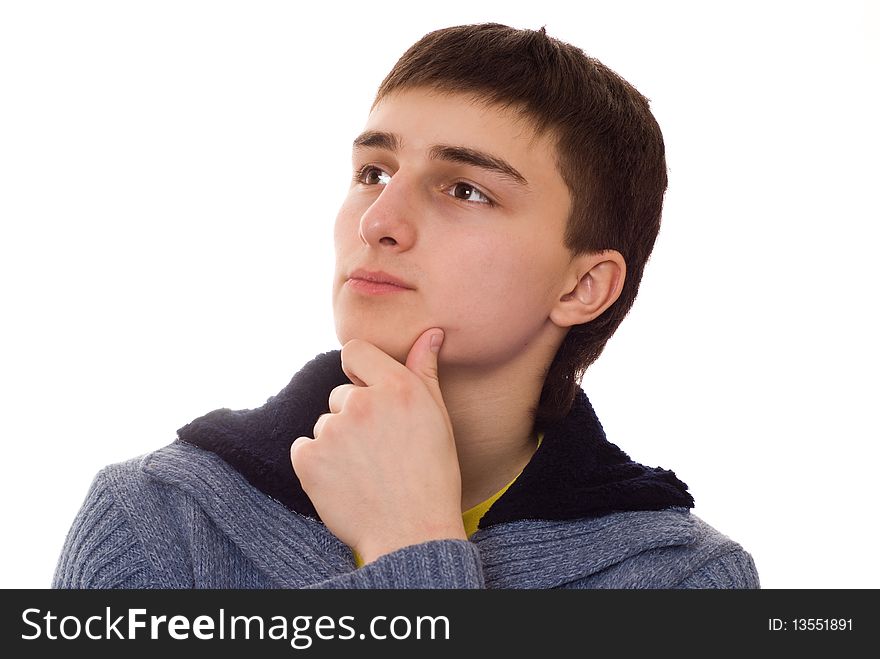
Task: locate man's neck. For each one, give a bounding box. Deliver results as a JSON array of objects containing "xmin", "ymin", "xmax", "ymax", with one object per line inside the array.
[{"xmin": 438, "ymin": 330, "xmax": 562, "ymax": 512}]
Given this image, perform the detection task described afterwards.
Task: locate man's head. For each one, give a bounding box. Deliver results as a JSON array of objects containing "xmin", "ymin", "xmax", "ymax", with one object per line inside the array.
[{"xmin": 333, "ymin": 23, "xmax": 667, "ymax": 428}]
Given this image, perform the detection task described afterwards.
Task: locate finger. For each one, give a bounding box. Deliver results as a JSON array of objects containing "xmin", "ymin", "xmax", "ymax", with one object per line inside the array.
[
  {"xmin": 340, "ymin": 338, "xmax": 404, "ymax": 387},
  {"xmin": 289, "ymin": 435, "xmax": 314, "ymax": 464},
  {"xmin": 313, "ymin": 413, "xmax": 331, "ymax": 438},
  {"xmin": 405, "ymin": 328, "xmax": 445, "ymax": 406},
  {"xmin": 289, "ymin": 435, "xmax": 317, "ymax": 482},
  {"xmin": 328, "ymin": 383, "xmax": 356, "ymax": 413}
]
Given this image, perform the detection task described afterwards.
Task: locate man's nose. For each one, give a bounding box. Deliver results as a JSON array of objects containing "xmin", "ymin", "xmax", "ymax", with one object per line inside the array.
[{"xmin": 358, "ymin": 175, "xmax": 417, "ymax": 250}]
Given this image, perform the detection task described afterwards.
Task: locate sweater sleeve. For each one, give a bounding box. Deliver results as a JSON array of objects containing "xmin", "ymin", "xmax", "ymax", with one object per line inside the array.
[
  {"xmin": 52, "ymin": 469, "xmax": 162, "ymax": 589},
  {"xmin": 674, "ymin": 549, "xmax": 761, "ymax": 589},
  {"xmin": 306, "ymin": 539, "xmax": 485, "ymax": 589}
]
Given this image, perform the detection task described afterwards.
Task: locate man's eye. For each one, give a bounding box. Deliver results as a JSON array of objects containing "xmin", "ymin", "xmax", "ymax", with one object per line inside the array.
[
  {"xmin": 447, "ymin": 182, "xmax": 492, "ymax": 205},
  {"xmin": 355, "ymin": 165, "xmax": 392, "ymax": 186}
]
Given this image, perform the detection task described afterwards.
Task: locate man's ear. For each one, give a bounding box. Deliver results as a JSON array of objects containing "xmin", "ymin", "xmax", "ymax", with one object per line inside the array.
[{"xmin": 550, "ymin": 250, "xmax": 626, "ymax": 328}]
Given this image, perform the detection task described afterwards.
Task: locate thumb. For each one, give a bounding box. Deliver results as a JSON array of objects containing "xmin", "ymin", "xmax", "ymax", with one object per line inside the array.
[{"xmin": 405, "ymin": 327, "xmax": 445, "ymax": 396}]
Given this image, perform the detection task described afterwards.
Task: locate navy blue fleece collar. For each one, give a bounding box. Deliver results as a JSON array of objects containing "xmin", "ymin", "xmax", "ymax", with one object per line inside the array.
[{"xmin": 176, "ymin": 350, "xmax": 694, "ymax": 529}]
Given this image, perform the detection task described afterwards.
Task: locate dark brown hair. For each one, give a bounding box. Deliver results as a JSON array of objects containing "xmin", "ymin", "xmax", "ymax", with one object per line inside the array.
[{"xmin": 375, "ymin": 24, "xmax": 668, "ymax": 429}]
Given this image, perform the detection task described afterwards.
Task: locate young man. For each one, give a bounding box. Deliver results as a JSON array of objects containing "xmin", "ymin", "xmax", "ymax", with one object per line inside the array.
[{"xmin": 54, "ymin": 24, "xmax": 759, "ymax": 588}]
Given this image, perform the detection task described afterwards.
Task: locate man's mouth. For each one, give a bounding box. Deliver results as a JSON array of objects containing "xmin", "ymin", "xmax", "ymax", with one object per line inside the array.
[{"xmin": 346, "ymin": 268, "xmax": 415, "ymax": 295}]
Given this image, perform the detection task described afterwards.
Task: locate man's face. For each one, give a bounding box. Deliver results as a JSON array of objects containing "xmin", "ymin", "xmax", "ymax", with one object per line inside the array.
[{"xmin": 333, "ymin": 88, "xmax": 574, "ymax": 370}]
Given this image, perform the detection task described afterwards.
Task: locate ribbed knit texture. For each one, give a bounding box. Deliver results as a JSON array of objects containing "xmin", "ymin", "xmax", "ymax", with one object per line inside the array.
[
  {"xmin": 53, "ymin": 442, "xmax": 760, "ymax": 589},
  {"xmin": 53, "ymin": 469, "xmax": 170, "ymax": 588}
]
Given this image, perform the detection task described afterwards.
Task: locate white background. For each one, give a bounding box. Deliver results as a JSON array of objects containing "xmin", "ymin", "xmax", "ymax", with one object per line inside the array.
[{"xmin": 1, "ymin": 0, "xmax": 877, "ymax": 589}]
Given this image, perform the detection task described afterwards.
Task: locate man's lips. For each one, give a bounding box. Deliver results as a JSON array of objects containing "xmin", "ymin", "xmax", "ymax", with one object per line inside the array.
[
  {"xmin": 346, "ymin": 269, "xmax": 415, "ymax": 294},
  {"xmin": 347, "ymin": 269, "xmax": 414, "ymax": 288}
]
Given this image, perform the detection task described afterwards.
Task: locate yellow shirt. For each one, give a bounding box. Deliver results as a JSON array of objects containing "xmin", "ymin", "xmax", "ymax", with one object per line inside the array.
[{"xmin": 353, "ymin": 432, "xmax": 543, "ymax": 568}]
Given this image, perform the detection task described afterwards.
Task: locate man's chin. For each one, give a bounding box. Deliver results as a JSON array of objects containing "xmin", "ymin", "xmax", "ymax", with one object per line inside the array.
[{"xmin": 336, "ymin": 327, "xmax": 414, "ymax": 364}]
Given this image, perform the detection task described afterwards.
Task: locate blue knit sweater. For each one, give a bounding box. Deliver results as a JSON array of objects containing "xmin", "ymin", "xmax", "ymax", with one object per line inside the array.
[{"xmin": 53, "ymin": 351, "xmax": 760, "ymax": 589}]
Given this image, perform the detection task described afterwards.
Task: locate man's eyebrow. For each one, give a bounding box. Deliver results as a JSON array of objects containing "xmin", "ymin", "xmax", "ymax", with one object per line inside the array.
[
  {"xmin": 352, "ymin": 130, "xmax": 401, "ymax": 152},
  {"xmin": 352, "ymin": 130, "xmax": 528, "ymax": 187},
  {"xmin": 429, "ymin": 145, "xmax": 528, "ymax": 187}
]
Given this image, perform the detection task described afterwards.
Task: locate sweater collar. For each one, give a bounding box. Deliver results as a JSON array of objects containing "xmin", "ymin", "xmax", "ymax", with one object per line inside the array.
[{"xmin": 176, "ymin": 350, "xmax": 693, "ymax": 530}]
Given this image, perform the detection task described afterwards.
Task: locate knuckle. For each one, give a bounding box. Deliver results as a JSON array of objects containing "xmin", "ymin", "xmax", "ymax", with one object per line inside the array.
[
  {"xmin": 290, "ymin": 439, "xmax": 313, "ymax": 472},
  {"xmin": 345, "ymin": 387, "xmax": 370, "ymax": 415},
  {"xmin": 386, "ymin": 371, "xmax": 412, "ymax": 396},
  {"xmin": 329, "ymin": 383, "xmax": 352, "ymax": 406},
  {"xmin": 313, "ymin": 413, "xmax": 332, "ymax": 438}
]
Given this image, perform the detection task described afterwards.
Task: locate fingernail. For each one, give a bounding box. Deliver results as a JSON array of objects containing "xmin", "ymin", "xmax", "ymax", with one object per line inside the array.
[{"xmin": 430, "ymin": 331, "xmax": 444, "ymax": 353}]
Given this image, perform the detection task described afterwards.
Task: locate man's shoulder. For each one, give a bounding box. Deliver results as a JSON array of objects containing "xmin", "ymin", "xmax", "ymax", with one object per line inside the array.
[
  {"xmin": 574, "ymin": 509, "xmax": 760, "ymax": 589},
  {"xmin": 54, "ymin": 445, "xmax": 209, "ymax": 588},
  {"xmin": 75, "ymin": 441, "xmax": 284, "ymax": 549},
  {"xmin": 94, "ymin": 440, "xmax": 296, "ymax": 517},
  {"xmin": 476, "ymin": 508, "xmax": 759, "ymax": 589},
  {"xmin": 92, "ymin": 441, "xmax": 219, "ymax": 501}
]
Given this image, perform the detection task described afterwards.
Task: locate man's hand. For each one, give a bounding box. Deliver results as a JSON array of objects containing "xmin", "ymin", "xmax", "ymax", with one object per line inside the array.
[{"xmin": 290, "ymin": 328, "xmax": 466, "ymax": 565}]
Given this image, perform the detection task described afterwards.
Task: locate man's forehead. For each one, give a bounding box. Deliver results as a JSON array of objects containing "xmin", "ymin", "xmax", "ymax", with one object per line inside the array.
[
  {"xmin": 364, "ymin": 88, "xmax": 549, "ymax": 148},
  {"xmin": 355, "ymin": 89, "xmax": 556, "ymax": 177}
]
